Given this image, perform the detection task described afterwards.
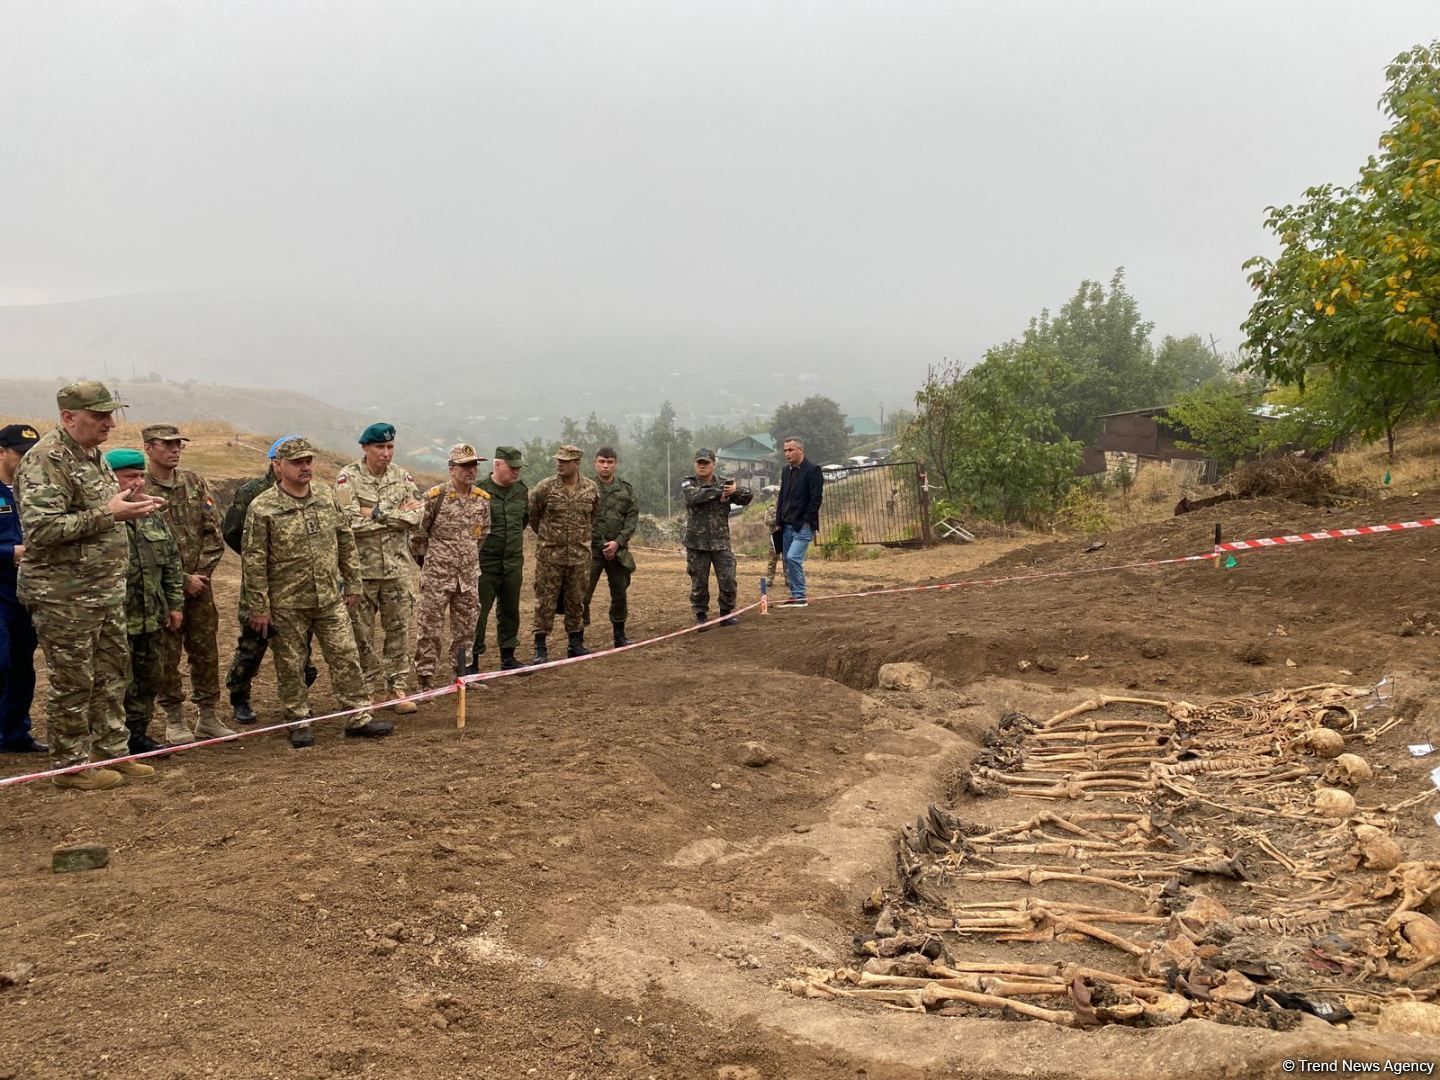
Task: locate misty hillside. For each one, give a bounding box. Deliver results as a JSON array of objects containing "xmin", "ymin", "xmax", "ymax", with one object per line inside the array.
[{"xmin": 0, "ymin": 289, "xmax": 898, "ymax": 448}]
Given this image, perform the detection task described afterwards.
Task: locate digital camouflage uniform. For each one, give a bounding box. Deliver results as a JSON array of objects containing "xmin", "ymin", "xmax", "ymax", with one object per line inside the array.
[
  {"xmin": 240, "ymin": 475, "xmax": 373, "ymax": 729},
  {"xmin": 413, "ymin": 481, "xmax": 491, "ymax": 684},
  {"xmin": 529, "ymin": 472, "xmax": 598, "ymax": 636},
  {"xmin": 16, "ymin": 427, "xmax": 132, "ymax": 768},
  {"xmin": 121, "ymin": 513, "xmax": 184, "ymax": 744},
  {"xmin": 472, "ymin": 465, "xmax": 528, "ymax": 656},
  {"xmin": 763, "ymin": 502, "xmax": 782, "ymax": 586},
  {"xmin": 584, "ymin": 476, "xmax": 638, "ymax": 626},
  {"xmin": 335, "ymin": 460, "xmax": 423, "ymax": 695},
  {"xmin": 223, "ymin": 470, "xmax": 315, "ymax": 705},
  {"xmin": 145, "ymin": 461, "xmax": 225, "ymax": 722},
  {"xmin": 681, "ymin": 466, "xmax": 753, "ymax": 618}
]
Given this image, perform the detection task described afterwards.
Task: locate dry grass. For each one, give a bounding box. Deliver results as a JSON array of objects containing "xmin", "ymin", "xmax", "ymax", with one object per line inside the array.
[{"xmin": 1331, "ymin": 421, "xmax": 1440, "ymax": 494}]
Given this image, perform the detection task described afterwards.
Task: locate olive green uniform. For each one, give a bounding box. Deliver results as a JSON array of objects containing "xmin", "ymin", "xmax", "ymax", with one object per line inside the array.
[{"xmin": 472, "ymin": 475, "xmax": 528, "ymax": 655}]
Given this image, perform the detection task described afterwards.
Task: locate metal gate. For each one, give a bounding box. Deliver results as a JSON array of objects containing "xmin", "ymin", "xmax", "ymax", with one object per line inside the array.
[{"xmin": 814, "ymin": 461, "xmax": 929, "ymax": 548}]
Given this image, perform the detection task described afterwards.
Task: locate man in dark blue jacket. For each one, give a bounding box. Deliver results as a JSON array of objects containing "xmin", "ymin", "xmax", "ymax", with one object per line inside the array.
[
  {"xmin": 0, "ymin": 424, "xmax": 45, "ymax": 752},
  {"xmin": 772, "ymin": 436, "xmax": 824, "ymax": 608}
]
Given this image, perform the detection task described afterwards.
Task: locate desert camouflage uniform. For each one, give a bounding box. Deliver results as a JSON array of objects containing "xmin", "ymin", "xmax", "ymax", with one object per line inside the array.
[
  {"xmin": 240, "ymin": 482, "xmax": 373, "ymax": 728},
  {"xmin": 121, "ymin": 513, "xmax": 185, "ymax": 743},
  {"xmin": 335, "ymin": 460, "xmax": 423, "ymax": 695},
  {"xmin": 530, "ymin": 475, "xmax": 598, "ymax": 635},
  {"xmin": 15, "ymin": 427, "xmax": 132, "ymax": 767},
  {"xmin": 413, "ymin": 484, "xmax": 491, "ymax": 683},
  {"xmin": 145, "ymin": 466, "xmax": 224, "ymax": 719},
  {"xmin": 681, "ymin": 474, "xmax": 752, "ymax": 617},
  {"xmin": 584, "ymin": 476, "xmax": 638, "ymax": 625}
]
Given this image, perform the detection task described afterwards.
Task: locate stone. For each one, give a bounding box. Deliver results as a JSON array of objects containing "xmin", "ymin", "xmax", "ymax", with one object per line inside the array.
[
  {"xmin": 1375, "ymin": 1001, "xmax": 1440, "ymax": 1035},
  {"xmin": 1035, "ymin": 656, "xmax": 1059, "ymax": 673},
  {"xmin": 738, "ymin": 741, "xmax": 774, "ymax": 768},
  {"xmin": 0, "ymin": 962, "xmax": 34, "ymax": 987},
  {"xmin": 877, "ymin": 662, "xmax": 933, "ymax": 692},
  {"xmin": 52, "ymin": 843, "xmax": 110, "ymax": 874},
  {"xmin": 1139, "ymin": 640, "xmax": 1168, "ymax": 659}
]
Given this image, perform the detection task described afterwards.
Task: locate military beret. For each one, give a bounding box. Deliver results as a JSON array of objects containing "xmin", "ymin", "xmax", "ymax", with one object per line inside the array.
[
  {"xmin": 141, "ymin": 423, "xmax": 188, "ymax": 443},
  {"xmin": 555, "ymin": 444, "xmax": 583, "ymax": 462},
  {"xmin": 268, "ymin": 434, "xmax": 303, "ymax": 459},
  {"xmin": 58, "ymin": 380, "xmax": 127, "ymax": 413},
  {"xmin": 273, "ymin": 437, "xmax": 317, "ymax": 461},
  {"xmin": 494, "ymin": 446, "xmax": 523, "ymax": 467},
  {"xmin": 0, "ymin": 424, "xmax": 40, "ymax": 452},
  {"xmin": 359, "ymin": 422, "xmax": 396, "ymax": 445},
  {"xmin": 104, "ymin": 448, "xmax": 146, "ymax": 471},
  {"xmin": 693, "ymin": 448, "xmax": 716, "ymax": 462}
]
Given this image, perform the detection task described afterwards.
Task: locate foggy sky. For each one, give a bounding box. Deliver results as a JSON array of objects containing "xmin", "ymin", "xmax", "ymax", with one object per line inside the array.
[{"xmin": 1, "ymin": 1, "xmax": 1433, "ymax": 383}]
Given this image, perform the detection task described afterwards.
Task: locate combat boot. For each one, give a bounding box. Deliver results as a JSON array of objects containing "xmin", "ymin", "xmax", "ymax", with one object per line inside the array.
[
  {"xmin": 163, "ymin": 705, "xmax": 194, "ymax": 746},
  {"xmin": 719, "ymin": 609, "xmax": 739, "ymax": 627},
  {"xmin": 194, "ymin": 708, "xmax": 237, "ymax": 740},
  {"xmin": 695, "ymin": 612, "xmax": 710, "ymax": 633},
  {"xmin": 231, "ymin": 695, "xmax": 258, "ymax": 725},
  {"xmin": 106, "ymin": 759, "xmax": 156, "ymax": 778},
  {"xmin": 567, "ymin": 631, "xmax": 590, "ymax": 658},
  {"xmin": 613, "ymin": 622, "xmax": 633, "ymax": 648},
  {"xmin": 391, "ymin": 689, "xmax": 418, "ymax": 716},
  {"xmin": 53, "ymin": 768, "xmax": 123, "ymax": 791},
  {"xmin": 128, "ymin": 733, "xmax": 164, "ymax": 755},
  {"xmin": 532, "ymin": 634, "xmax": 549, "ymax": 664},
  {"xmin": 500, "ymin": 647, "xmax": 527, "ymax": 671}
]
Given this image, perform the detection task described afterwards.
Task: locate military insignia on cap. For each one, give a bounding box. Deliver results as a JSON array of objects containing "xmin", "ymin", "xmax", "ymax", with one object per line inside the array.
[{"xmin": 21, "ymin": 428, "xmax": 36, "ymax": 439}]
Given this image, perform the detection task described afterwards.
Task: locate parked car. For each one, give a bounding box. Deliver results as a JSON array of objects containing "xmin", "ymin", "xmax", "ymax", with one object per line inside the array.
[
  {"xmin": 820, "ymin": 463, "xmax": 849, "ymax": 482},
  {"xmin": 846, "ymin": 455, "xmax": 876, "ymax": 469}
]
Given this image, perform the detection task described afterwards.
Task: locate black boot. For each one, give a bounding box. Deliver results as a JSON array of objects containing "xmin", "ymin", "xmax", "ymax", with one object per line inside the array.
[
  {"xmin": 464, "ymin": 658, "xmax": 481, "ymax": 675},
  {"xmin": 719, "ymin": 609, "xmax": 739, "ymax": 627},
  {"xmin": 129, "ymin": 733, "xmax": 164, "ymax": 755},
  {"xmin": 695, "ymin": 612, "xmax": 710, "ymax": 633},
  {"xmin": 500, "ymin": 646, "xmax": 527, "ymax": 671},
  {"xmin": 231, "ymin": 696, "xmax": 257, "ymax": 725},
  {"xmin": 567, "ymin": 631, "xmax": 590, "ymax": 658},
  {"xmin": 613, "ymin": 622, "xmax": 633, "ymax": 647},
  {"xmin": 533, "ymin": 634, "xmax": 549, "ymax": 664}
]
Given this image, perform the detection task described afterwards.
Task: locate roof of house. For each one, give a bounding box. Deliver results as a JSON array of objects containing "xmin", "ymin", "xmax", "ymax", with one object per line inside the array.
[
  {"xmin": 846, "ymin": 415, "xmax": 882, "ymax": 436},
  {"xmin": 717, "ymin": 433, "xmax": 778, "ymax": 464}
]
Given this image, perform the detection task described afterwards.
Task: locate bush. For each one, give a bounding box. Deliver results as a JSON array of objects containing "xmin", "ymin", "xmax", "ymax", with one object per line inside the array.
[
  {"xmin": 820, "ymin": 522, "xmax": 860, "ymax": 560},
  {"xmin": 1054, "ymin": 485, "xmax": 1114, "ymax": 533}
]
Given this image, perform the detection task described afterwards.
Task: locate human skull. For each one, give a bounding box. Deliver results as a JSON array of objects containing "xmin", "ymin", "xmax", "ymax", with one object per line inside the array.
[
  {"xmin": 1312, "ymin": 787, "xmax": 1357, "ymax": 818},
  {"xmin": 1322, "ymin": 752, "xmax": 1373, "ymax": 788},
  {"xmin": 1353, "ymin": 824, "xmax": 1403, "ymax": 871},
  {"xmin": 1299, "ymin": 727, "xmax": 1345, "ymax": 758}
]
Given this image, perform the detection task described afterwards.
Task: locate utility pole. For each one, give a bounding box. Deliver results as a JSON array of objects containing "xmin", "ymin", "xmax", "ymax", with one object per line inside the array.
[{"xmin": 666, "ymin": 439, "xmax": 672, "ymax": 519}]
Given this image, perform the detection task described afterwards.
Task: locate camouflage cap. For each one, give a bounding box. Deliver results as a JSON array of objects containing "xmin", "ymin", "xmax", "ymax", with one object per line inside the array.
[
  {"xmin": 273, "ymin": 436, "xmax": 318, "ymax": 461},
  {"xmin": 494, "ymin": 446, "xmax": 523, "ymax": 467},
  {"xmin": 448, "ymin": 442, "xmax": 485, "ymax": 465},
  {"xmin": 140, "ymin": 423, "xmax": 189, "ymax": 443},
  {"xmin": 57, "ymin": 380, "xmax": 127, "ymax": 412},
  {"xmin": 693, "ymin": 447, "xmax": 716, "ymax": 462},
  {"xmin": 555, "ymin": 444, "xmax": 583, "ymax": 462}
]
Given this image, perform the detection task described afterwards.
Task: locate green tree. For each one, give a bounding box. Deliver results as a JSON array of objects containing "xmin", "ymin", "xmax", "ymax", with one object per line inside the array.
[
  {"xmin": 770, "ymin": 396, "xmax": 851, "ymax": 466},
  {"xmin": 559, "ymin": 412, "xmax": 621, "ymax": 454},
  {"xmin": 1153, "ymin": 334, "xmax": 1229, "ymax": 396},
  {"xmin": 1242, "ymin": 41, "xmax": 1440, "ymax": 446},
  {"xmin": 1161, "ymin": 379, "xmax": 1267, "ymax": 472}
]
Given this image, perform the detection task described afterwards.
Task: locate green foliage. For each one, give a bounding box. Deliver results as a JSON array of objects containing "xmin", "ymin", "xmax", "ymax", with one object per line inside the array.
[
  {"xmin": 1242, "ymin": 40, "xmax": 1440, "ymax": 453},
  {"xmin": 1161, "ymin": 379, "xmax": 1267, "ymax": 471},
  {"xmin": 1054, "ymin": 484, "xmax": 1115, "ymax": 533},
  {"xmin": 820, "ymin": 522, "xmax": 859, "ymax": 560},
  {"xmin": 1265, "ymin": 370, "xmax": 1422, "ymax": 459},
  {"xmin": 559, "ymin": 412, "xmax": 621, "ymax": 455},
  {"xmin": 1111, "ymin": 457, "xmax": 1135, "ymax": 494},
  {"xmin": 770, "ymin": 396, "xmax": 851, "ymax": 466}
]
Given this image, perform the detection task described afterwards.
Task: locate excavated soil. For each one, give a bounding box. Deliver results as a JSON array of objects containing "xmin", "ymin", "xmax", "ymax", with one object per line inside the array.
[{"xmin": 2, "ymin": 491, "xmax": 1440, "ymax": 1078}]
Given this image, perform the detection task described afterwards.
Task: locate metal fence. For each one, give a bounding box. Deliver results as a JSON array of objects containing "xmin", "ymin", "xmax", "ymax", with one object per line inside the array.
[{"xmin": 814, "ymin": 461, "xmax": 929, "ymax": 548}]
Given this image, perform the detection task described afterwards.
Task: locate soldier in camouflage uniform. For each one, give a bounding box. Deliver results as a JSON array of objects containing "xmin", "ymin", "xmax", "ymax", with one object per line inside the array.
[
  {"xmin": 529, "ymin": 445, "xmax": 599, "ymax": 662},
  {"xmin": 222, "ymin": 435, "xmax": 316, "ymax": 724},
  {"xmin": 413, "ymin": 443, "xmax": 491, "ymax": 688},
  {"xmin": 335, "ymin": 422, "xmax": 424, "ymax": 713},
  {"xmin": 16, "ymin": 381, "xmax": 164, "ymax": 788},
  {"xmin": 681, "ymin": 448, "xmax": 753, "ymax": 628},
  {"xmin": 241, "ymin": 437, "xmax": 392, "ymax": 749},
  {"xmin": 583, "ymin": 446, "xmax": 639, "ymax": 648},
  {"xmin": 107, "ymin": 449, "xmax": 185, "ymax": 754},
  {"xmin": 469, "ymin": 447, "xmax": 529, "ymax": 672},
  {"xmin": 142, "ymin": 423, "xmax": 231, "ymax": 744},
  {"xmin": 763, "ymin": 501, "xmax": 784, "ymax": 594}
]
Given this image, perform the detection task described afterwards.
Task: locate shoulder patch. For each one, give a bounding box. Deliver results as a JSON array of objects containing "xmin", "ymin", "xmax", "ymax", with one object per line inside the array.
[
  {"xmin": 336, "ymin": 474, "xmax": 348, "ymax": 485},
  {"xmin": 680, "ymin": 479, "xmax": 694, "ymax": 488},
  {"xmin": 426, "ymin": 484, "xmax": 445, "ymax": 498},
  {"xmin": 474, "ymin": 488, "xmax": 491, "ymax": 500},
  {"xmin": 404, "ymin": 472, "xmax": 414, "ymax": 483}
]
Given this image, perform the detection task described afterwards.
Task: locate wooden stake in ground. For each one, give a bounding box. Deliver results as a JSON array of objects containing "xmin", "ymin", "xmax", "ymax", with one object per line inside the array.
[{"xmin": 456, "ymin": 680, "xmax": 466, "ymax": 729}]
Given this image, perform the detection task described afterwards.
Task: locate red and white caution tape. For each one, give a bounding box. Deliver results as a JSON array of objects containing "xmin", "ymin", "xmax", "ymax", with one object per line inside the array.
[{"xmin": 1215, "ymin": 517, "xmax": 1440, "ymax": 552}]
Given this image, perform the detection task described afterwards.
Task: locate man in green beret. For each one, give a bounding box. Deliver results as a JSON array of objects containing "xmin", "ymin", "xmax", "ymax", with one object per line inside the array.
[
  {"xmin": 241, "ymin": 437, "xmax": 392, "ymax": 748},
  {"xmin": 469, "ymin": 446, "xmax": 530, "ymax": 671},
  {"xmin": 335, "ymin": 422, "xmax": 424, "ymax": 711},
  {"xmin": 16, "ymin": 381, "xmax": 164, "ymax": 788},
  {"xmin": 108, "ymin": 449, "xmax": 185, "ymax": 755},
  {"xmin": 142, "ymin": 423, "xmax": 230, "ymax": 744}
]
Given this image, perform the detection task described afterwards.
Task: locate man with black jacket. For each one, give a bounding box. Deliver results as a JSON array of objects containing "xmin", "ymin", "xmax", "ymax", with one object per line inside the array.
[{"xmin": 772, "ymin": 437, "xmax": 823, "ymax": 608}]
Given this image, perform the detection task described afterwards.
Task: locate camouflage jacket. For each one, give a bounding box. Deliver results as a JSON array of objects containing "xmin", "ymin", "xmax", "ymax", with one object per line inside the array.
[
  {"xmin": 591, "ymin": 477, "xmax": 638, "ymax": 572},
  {"xmin": 123, "ymin": 515, "xmax": 184, "ymax": 636},
  {"xmin": 416, "ymin": 483, "xmax": 491, "ymax": 591},
  {"xmin": 478, "ymin": 475, "xmax": 528, "ymax": 569},
  {"xmin": 335, "ymin": 460, "xmax": 424, "ymax": 580},
  {"xmin": 681, "ymin": 474, "xmax": 753, "ymax": 551},
  {"xmin": 529, "ymin": 475, "xmax": 598, "ymax": 567},
  {"xmin": 223, "ymin": 472, "xmax": 274, "ymax": 554},
  {"xmin": 240, "ymin": 481, "xmax": 362, "ymax": 616},
  {"xmin": 145, "ymin": 466, "xmax": 225, "ymax": 577},
  {"xmin": 14, "ymin": 427, "xmax": 128, "ymax": 608}
]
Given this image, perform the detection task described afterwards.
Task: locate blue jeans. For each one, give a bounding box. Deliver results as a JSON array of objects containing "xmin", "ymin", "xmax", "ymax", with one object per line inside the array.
[{"xmin": 781, "ymin": 524, "xmax": 813, "ymax": 600}]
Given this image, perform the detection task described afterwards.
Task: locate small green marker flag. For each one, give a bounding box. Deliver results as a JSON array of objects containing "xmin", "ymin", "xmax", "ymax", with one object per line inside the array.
[
  {"xmin": 1383, "ymin": 469, "xmax": 1391, "ymax": 485},
  {"xmin": 1224, "ymin": 555, "xmax": 1238, "ymax": 569}
]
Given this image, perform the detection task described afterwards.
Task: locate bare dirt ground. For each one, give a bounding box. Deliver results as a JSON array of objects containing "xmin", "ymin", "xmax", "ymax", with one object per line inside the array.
[{"xmin": 3, "ymin": 480, "xmax": 1440, "ymax": 1079}]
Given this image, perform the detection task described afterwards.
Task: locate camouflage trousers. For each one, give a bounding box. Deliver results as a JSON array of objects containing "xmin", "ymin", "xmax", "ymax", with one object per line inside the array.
[
  {"xmin": 533, "ymin": 559, "xmax": 587, "ymax": 635},
  {"xmin": 226, "ymin": 616, "xmax": 315, "ymax": 704},
  {"xmin": 686, "ymin": 548, "xmax": 737, "ymax": 616},
  {"xmin": 348, "ymin": 577, "xmax": 414, "ymax": 693},
  {"xmin": 414, "ymin": 582, "xmax": 478, "ymax": 683},
  {"xmin": 158, "ymin": 588, "xmax": 220, "ymax": 711},
  {"xmin": 583, "ymin": 559, "xmax": 631, "ymax": 625},
  {"xmin": 125, "ymin": 630, "xmax": 166, "ymax": 740},
  {"xmin": 30, "ymin": 600, "xmax": 130, "ymax": 768},
  {"xmin": 270, "ymin": 603, "xmax": 372, "ymax": 729}
]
